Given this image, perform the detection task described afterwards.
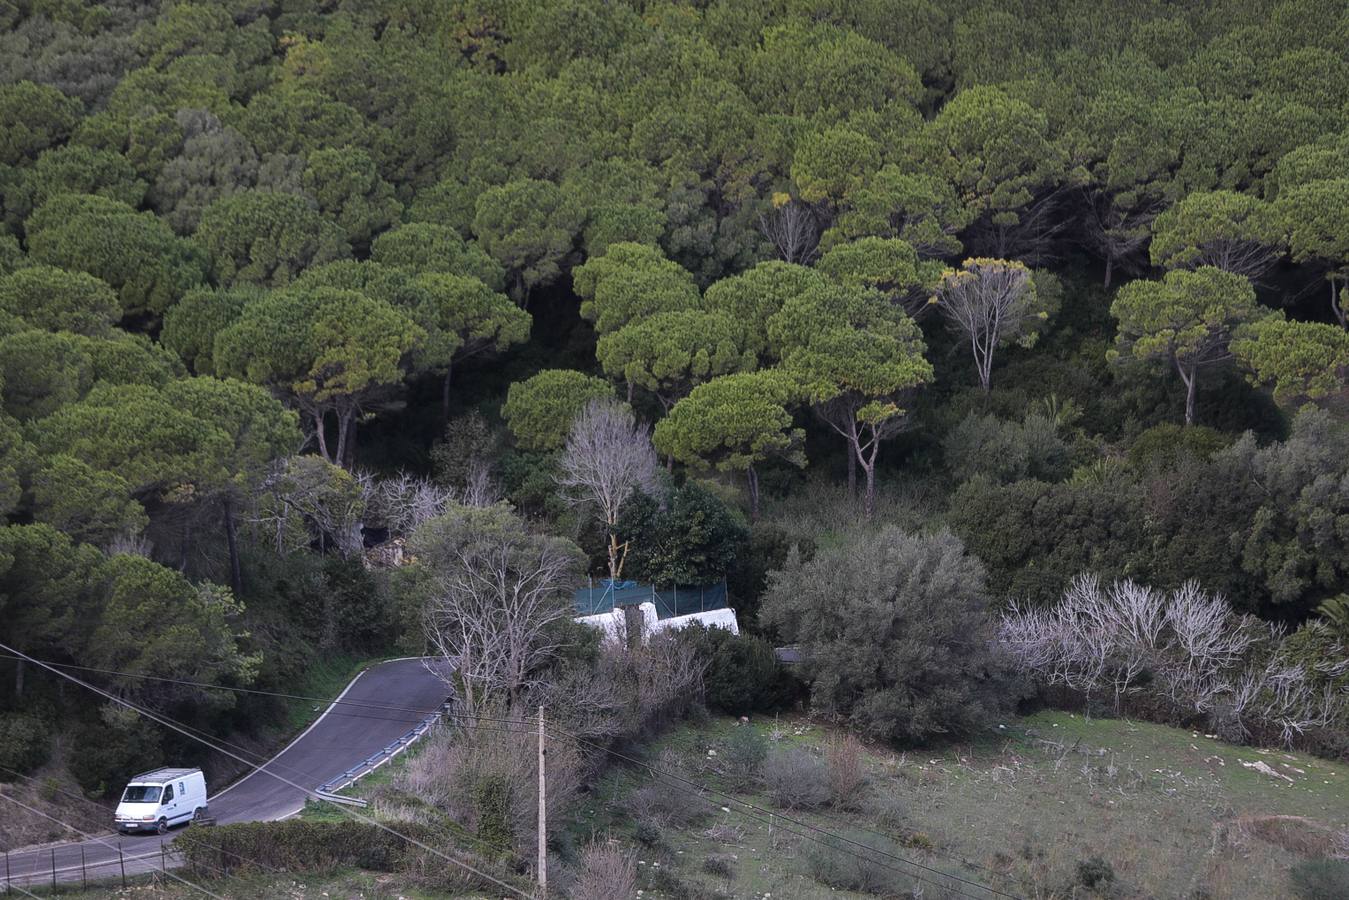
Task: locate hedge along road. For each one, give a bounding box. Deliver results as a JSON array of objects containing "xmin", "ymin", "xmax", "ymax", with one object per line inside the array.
[{"xmin": 1, "ymin": 657, "xmax": 449, "ymax": 889}]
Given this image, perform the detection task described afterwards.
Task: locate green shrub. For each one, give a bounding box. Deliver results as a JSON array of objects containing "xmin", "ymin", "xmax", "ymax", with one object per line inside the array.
[
  {"xmin": 764, "ymin": 527, "xmax": 1025, "ymax": 744},
  {"xmin": 473, "ymin": 774, "xmax": 515, "ymax": 858},
  {"xmin": 0, "ymin": 713, "xmax": 50, "ymax": 777},
  {"xmin": 616, "ymin": 480, "xmax": 748, "ymax": 586},
  {"xmin": 805, "ymin": 832, "xmax": 908, "ymax": 896},
  {"xmin": 1077, "ymin": 855, "xmax": 1115, "ymax": 889},
  {"xmin": 1290, "ymin": 859, "xmax": 1349, "ymax": 900},
  {"xmin": 1127, "ymin": 423, "xmax": 1229, "ymax": 470},
  {"xmin": 634, "ymin": 820, "xmax": 665, "ymax": 848},
  {"xmin": 675, "ymin": 623, "xmax": 797, "ymax": 715},
  {"xmin": 721, "ymin": 726, "xmax": 769, "ymax": 783},
  {"xmin": 175, "ymin": 820, "xmax": 439, "ymax": 875},
  {"xmin": 762, "ymin": 749, "xmax": 829, "ymax": 810}
]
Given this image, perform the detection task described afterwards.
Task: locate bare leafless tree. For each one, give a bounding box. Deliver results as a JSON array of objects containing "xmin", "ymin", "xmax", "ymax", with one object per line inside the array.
[
  {"xmin": 556, "ymin": 399, "xmax": 660, "ymax": 582},
  {"xmin": 417, "ymin": 504, "xmax": 584, "ymax": 714},
  {"xmin": 571, "ymin": 840, "xmax": 638, "ymax": 900},
  {"xmin": 1000, "ymin": 574, "xmax": 1347, "ymax": 744},
  {"xmin": 461, "ymin": 459, "xmax": 500, "ymax": 508},
  {"xmin": 368, "ymin": 472, "xmax": 458, "ymax": 538},
  {"xmin": 934, "ymin": 258, "xmax": 1039, "ymax": 392},
  {"xmin": 758, "ymin": 199, "xmax": 821, "ymax": 264}
]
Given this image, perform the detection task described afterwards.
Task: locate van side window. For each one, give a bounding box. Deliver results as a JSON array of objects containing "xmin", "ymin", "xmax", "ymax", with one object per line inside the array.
[{"xmin": 163, "ymin": 785, "xmax": 174, "ymax": 802}]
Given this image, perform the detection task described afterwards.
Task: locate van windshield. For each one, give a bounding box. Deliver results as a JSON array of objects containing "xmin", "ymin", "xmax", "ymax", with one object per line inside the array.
[{"xmin": 121, "ymin": 785, "xmax": 161, "ymax": 803}]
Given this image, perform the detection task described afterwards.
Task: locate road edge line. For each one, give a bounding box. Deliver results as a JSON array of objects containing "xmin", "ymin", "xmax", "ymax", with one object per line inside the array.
[{"xmin": 208, "ymin": 661, "xmax": 375, "ymax": 803}]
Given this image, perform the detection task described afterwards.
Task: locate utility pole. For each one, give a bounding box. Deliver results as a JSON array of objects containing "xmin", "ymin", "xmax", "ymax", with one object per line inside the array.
[{"xmin": 537, "ymin": 705, "xmax": 547, "ymax": 896}]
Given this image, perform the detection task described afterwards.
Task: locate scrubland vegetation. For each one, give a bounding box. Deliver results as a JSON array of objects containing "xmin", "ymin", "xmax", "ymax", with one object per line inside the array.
[{"xmin": 2, "ymin": 0, "xmax": 1348, "ymax": 897}]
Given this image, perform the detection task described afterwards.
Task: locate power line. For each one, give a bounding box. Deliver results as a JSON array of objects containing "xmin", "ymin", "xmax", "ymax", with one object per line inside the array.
[
  {"xmin": 0, "ymin": 764, "xmax": 283, "ymax": 880},
  {"xmin": 0, "ymin": 793, "xmax": 228, "ymax": 898},
  {"xmin": 0, "ymin": 641, "xmax": 536, "ymax": 900},
  {"xmin": 1, "ymin": 872, "xmax": 43, "ymax": 899},
  {"xmin": 1, "ymin": 649, "xmax": 1022, "ymax": 894},
  {"xmin": 0, "ymin": 653, "xmax": 446, "ymax": 717},
  {"xmin": 555, "ymin": 728, "xmax": 1025, "ymax": 900}
]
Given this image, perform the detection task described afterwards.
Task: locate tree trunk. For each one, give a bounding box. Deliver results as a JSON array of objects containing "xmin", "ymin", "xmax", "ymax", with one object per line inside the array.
[
  {"xmin": 1332, "ymin": 277, "xmax": 1346, "ymax": 329},
  {"xmin": 1177, "ymin": 360, "xmax": 1197, "ymax": 426},
  {"xmin": 846, "ymin": 447, "xmax": 856, "ymax": 499},
  {"xmin": 607, "ymin": 529, "xmax": 621, "ymax": 582},
  {"xmin": 626, "ymin": 380, "xmax": 634, "ymax": 403},
  {"xmin": 314, "ymin": 410, "xmax": 332, "ymax": 464},
  {"xmin": 862, "ymin": 460, "xmax": 877, "ymax": 520},
  {"xmin": 746, "ymin": 465, "xmax": 760, "ymax": 521},
  {"xmin": 1103, "ymin": 254, "xmax": 1113, "ymax": 288},
  {"xmin": 223, "ymin": 496, "xmax": 242, "ymax": 597},
  {"xmin": 441, "ymin": 364, "xmax": 453, "ymax": 420},
  {"xmin": 343, "ymin": 416, "xmax": 357, "ymax": 469}
]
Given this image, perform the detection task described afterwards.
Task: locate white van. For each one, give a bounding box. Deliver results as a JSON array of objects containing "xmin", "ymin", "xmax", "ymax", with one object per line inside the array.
[{"xmin": 114, "ymin": 768, "xmax": 207, "ymax": 834}]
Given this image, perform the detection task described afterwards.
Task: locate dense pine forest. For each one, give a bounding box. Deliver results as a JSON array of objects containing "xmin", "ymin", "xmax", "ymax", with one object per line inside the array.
[{"xmin": 1, "ymin": 1, "xmax": 1348, "ymax": 896}]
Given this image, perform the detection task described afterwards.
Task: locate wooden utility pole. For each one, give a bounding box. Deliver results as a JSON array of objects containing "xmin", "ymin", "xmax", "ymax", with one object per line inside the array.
[{"xmin": 537, "ymin": 704, "xmax": 547, "ymax": 896}]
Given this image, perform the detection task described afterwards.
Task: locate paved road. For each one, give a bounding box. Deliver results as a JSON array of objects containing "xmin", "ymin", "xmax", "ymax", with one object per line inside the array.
[{"xmin": 1, "ymin": 658, "xmax": 449, "ymax": 888}]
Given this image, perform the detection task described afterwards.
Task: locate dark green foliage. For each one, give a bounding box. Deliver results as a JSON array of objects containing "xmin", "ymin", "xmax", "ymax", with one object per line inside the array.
[
  {"xmin": 194, "ymin": 190, "xmax": 349, "ymax": 288},
  {"xmin": 806, "ymin": 831, "xmax": 911, "ymax": 896},
  {"xmin": 66, "ymin": 715, "xmax": 150, "ymax": 797},
  {"xmin": 472, "ymin": 774, "xmax": 515, "ymax": 857},
  {"xmin": 176, "ymin": 820, "xmax": 439, "ymax": 875},
  {"xmin": 1290, "ymin": 859, "xmax": 1349, "ymax": 900},
  {"xmin": 0, "ymin": 266, "xmax": 120, "ymax": 336},
  {"xmin": 676, "ymin": 624, "xmax": 793, "ymax": 716},
  {"xmin": 0, "ymin": 81, "xmax": 81, "ymax": 167},
  {"xmin": 4, "ymin": 0, "xmax": 1349, "ymax": 833},
  {"xmin": 618, "ymin": 481, "xmax": 748, "ymax": 586},
  {"xmin": 1127, "ymin": 423, "xmax": 1230, "ymax": 469},
  {"xmin": 431, "ymin": 410, "xmax": 497, "ymax": 488},
  {"xmin": 0, "ymin": 713, "xmax": 50, "ymax": 777},
  {"xmin": 948, "ymin": 476, "xmax": 1146, "ymax": 606},
  {"xmin": 26, "ymin": 193, "xmax": 207, "ymax": 317},
  {"xmin": 726, "ymin": 521, "xmax": 816, "ymax": 632},
  {"xmin": 764, "ymin": 528, "xmax": 1023, "ymax": 745},
  {"xmin": 720, "ymin": 726, "xmax": 769, "ymax": 781},
  {"xmin": 1077, "ymin": 856, "xmax": 1115, "ymax": 889},
  {"xmin": 943, "ymin": 411, "xmax": 1071, "ymax": 484}
]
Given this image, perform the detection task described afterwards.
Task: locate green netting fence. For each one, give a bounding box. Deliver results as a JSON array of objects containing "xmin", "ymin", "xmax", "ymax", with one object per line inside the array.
[{"xmin": 573, "ymin": 579, "xmax": 729, "ymax": 619}]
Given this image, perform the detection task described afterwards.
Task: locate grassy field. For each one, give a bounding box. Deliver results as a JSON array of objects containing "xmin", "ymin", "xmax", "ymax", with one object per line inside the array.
[
  {"xmin": 562, "ymin": 710, "xmax": 1348, "ymax": 899},
  {"xmin": 34, "ymin": 710, "xmax": 1348, "ymax": 899},
  {"xmin": 1, "ymin": 869, "xmax": 466, "ymax": 899}
]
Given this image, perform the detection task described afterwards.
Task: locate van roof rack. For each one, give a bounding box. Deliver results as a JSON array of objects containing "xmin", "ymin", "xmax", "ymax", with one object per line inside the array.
[{"xmin": 130, "ymin": 767, "xmax": 202, "ymax": 782}]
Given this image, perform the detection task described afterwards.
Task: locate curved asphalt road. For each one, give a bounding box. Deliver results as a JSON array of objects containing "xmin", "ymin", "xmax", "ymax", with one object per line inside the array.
[{"xmin": 1, "ymin": 658, "xmax": 449, "ymax": 888}]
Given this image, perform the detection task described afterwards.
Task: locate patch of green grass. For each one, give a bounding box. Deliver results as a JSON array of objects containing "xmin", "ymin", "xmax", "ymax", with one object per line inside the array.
[
  {"xmin": 565, "ymin": 711, "xmax": 1349, "ymax": 900},
  {"xmin": 22, "ymin": 868, "xmax": 470, "ymax": 898},
  {"xmin": 279, "ymin": 652, "xmax": 384, "ymax": 735},
  {"xmin": 1012, "ymin": 709, "xmax": 1349, "ymax": 824}
]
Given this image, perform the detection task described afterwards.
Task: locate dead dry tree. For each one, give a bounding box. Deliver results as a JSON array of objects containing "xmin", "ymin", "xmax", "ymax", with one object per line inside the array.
[
  {"xmin": 417, "ymin": 504, "xmax": 584, "ymax": 715},
  {"xmin": 758, "ymin": 198, "xmax": 821, "ymax": 264},
  {"xmin": 571, "ymin": 840, "xmax": 638, "ymax": 900},
  {"xmin": 933, "ymin": 257, "xmax": 1040, "ymax": 393},
  {"xmin": 999, "ymin": 574, "xmax": 1346, "ymax": 745},
  {"xmin": 555, "ymin": 398, "xmax": 659, "ymax": 582}
]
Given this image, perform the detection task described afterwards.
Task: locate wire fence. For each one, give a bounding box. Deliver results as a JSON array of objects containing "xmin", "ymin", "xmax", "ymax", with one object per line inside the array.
[
  {"xmin": 573, "ymin": 578, "xmax": 730, "ymax": 618},
  {"xmin": 2, "ymin": 839, "xmax": 174, "ymax": 892}
]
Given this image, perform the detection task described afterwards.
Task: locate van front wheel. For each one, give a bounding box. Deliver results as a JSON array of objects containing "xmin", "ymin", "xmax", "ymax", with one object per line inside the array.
[{"xmin": 156, "ymin": 818, "xmax": 168, "ymax": 835}]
